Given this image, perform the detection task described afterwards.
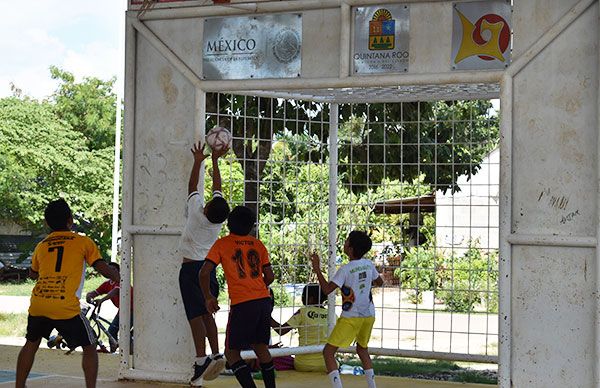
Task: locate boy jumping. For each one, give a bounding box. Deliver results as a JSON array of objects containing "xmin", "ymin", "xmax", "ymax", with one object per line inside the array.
[
  {"xmin": 311, "ymin": 230, "xmax": 383, "ymax": 388},
  {"xmin": 16, "ymin": 199, "xmax": 120, "ymax": 388},
  {"xmin": 200, "ymin": 206, "xmax": 276, "ymax": 388},
  {"xmin": 178, "ymin": 141, "xmax": 230, "ymax": 385}
]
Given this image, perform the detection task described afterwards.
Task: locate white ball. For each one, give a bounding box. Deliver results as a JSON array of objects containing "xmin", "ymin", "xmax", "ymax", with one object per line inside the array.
[{"xmin": 205, "ymin": 126, "xmax": 232, "ymax": 151}]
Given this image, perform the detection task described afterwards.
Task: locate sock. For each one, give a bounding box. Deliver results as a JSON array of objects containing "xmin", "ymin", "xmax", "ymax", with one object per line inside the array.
[
  {"xmin": 231, "ymin": 360, "xmax": 257, "ymax": 388},
  {"xmin": 328, "ymin": 370, "xmax": 343, "ymax": 388},
  {"xmin": 365, "ymin": 369, "xmax": 376, "ymax": 388},
  {"xmin": 260, "ymin": 360, "xmax": 276, "ymax": 388},
  {"xmin": 195, "ymin": 355, "xmax": 208, "ymax": 365}
]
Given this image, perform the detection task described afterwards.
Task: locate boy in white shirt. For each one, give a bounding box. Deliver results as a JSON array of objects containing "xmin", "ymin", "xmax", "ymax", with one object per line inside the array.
[
  {"xmin": 178, "ymin": 141, "xmax": 229, "ymax": 386},
  {"xmin": 310, "ymin": 231, "xmax": 383, "ymax": 388}
]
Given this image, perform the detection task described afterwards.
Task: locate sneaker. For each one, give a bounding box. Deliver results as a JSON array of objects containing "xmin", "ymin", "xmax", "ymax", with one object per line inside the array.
[
  {"xmin": 190, "ymin": 358, "xmax": 210, "ymax": 386},
  {"xmin": 203, "ymin": 353, "xmax": 226, "ymax": 381}
]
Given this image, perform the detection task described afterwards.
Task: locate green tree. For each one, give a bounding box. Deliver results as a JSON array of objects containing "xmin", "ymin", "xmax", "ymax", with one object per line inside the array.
[
  {"xmin": 0, "ymin": 97, "xmax": 115, "ymax": 257},
  {"xmin": 337, "ymin": 100, "xmax": 498, "ymax": 194},
  {"xmin": 50, "ymin": 66, "xmax": 117, "ymax": 151}
]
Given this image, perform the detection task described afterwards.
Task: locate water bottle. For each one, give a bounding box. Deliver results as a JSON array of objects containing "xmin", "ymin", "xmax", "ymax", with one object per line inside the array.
[{"xmin": 339, "ymin": 364, "xmax": 364, "ymax": 375}]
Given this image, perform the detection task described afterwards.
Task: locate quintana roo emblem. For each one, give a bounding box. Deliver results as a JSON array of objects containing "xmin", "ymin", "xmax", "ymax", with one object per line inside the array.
[{"xmin": 369, "ymin": 9, "xmax": 395, "ymax": 51}]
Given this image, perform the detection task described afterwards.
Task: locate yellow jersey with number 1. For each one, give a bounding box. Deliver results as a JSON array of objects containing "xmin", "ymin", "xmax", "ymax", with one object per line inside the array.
[{"xmin": 29, "ymin": 231, "xmax": 101, "ymax": 320}]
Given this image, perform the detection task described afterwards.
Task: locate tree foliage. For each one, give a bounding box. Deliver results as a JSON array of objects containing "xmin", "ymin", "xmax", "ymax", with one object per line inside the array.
[
  {"xmin": 50, "ymin": 66, "xmax": 117, "ymax": 151},
  {"xmin": 0, "ymin": 88, "xmax": 115, "ymax": 258}
]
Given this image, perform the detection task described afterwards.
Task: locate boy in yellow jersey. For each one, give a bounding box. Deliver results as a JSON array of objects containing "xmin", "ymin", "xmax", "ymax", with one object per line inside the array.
[
  {"xmin": 271, "ymin": 283, "xmax": 328, "ymax": 372},
  {"xmin": 311, "ymin": 231, "xmax": 383, "ymax": 388},
  {"xmin": 15, "ymin": 199, "xmax": 119, "ymax": 388}
]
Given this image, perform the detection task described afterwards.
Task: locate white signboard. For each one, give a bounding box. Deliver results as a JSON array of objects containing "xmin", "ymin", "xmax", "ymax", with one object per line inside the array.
[
  {"xmin": 353, "ymin": 5, "xmax": 410, "ymax": 74},
  {"xmin": 451, "ymin": 1, "xmax": 512, "ymax": 70},
  {"xmin": 203, "ymin": 14, "xmax": 302, "ymax": 80}
]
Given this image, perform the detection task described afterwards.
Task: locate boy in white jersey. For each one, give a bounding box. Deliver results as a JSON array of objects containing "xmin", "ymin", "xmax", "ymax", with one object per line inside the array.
[
  {"xmin": 178, "ymin": 141, "xmax": 229, "ymax": 386},
  {"xmin": 310, "ymin": 231, "xmax": 383, "ymax": 388}
]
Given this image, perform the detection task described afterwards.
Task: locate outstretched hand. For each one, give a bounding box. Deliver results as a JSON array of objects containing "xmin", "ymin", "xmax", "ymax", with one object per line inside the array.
[
  {"xmin": 191, "ymin": 141, "xmax": 208, "ymax": 163},
  {"xmin": 310, "ymin": 252, "xmax": 321, "ymax": 271}
]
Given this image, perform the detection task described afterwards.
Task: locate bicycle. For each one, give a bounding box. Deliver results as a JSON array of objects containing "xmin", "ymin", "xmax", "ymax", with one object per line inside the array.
[{"xmin": 47, "ymin": 301, "xmax": 122, "ymax": 354}]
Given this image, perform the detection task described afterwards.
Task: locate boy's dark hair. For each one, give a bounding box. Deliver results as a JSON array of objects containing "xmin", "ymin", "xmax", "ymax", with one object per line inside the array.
[
  {"xmin": 45, "ymin": 199, "xmax": 72, "ymax": 231},
  {"xmin": 205, "ymin": 196, "xmax": 230, "ymax": 224},
  {"xmin": 302, "ymin": 283, "xmax": 327, "ymax": 306},
  {"xmin": 347, "ymin": 230, "xmax": 372, "ymax": 258},
  {"xmin": 108, "ymin": 262, "xmax": 120, "ymax": 271},
  {"xmin": 227, "ymin": 206, "xmax": 256, "ymax": 236}
]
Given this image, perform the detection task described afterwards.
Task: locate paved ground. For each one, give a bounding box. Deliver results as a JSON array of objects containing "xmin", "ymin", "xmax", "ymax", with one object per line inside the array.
[{"xmin": 0, "ymin": 345, "xmax": 494, "ymax": 387}]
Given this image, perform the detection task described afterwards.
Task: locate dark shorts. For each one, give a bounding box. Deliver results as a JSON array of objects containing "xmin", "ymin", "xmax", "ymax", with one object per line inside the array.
[
  {"xmin": 179, "ymin": 261, "xmax": 219, "ymax": 320},
  {"xmin": 226, "ymin": 297, "xmax": 272, "ymax": 350},
  {"xmin": 26, "ymin": 313, "xmax": 95, "ymax": 348}
]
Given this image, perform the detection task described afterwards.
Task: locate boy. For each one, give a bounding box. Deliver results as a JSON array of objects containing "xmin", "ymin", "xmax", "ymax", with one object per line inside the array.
[
  {"xmin": 86, "ymin": 262, "xmax": 133, "ymax": 352},
  {"xmin": 200, "ymin": 206, "xmax": 276, "ymax": 388},
  {"xmin": 16, "ymin": 199, "xmax": 119, "ymax": 388},
  {"xmin": 310, "ymin": 231, "xmax": 383, "ymax": 388},
  {"xmin": 271, "ymin": 283, "xmax": 328, "ymax": 372},
  {"xmin": 178, "ymin": 141, "xmax": 230, "ymax": 386}
]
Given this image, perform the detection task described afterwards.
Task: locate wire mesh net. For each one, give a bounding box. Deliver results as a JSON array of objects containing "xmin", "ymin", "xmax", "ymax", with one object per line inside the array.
[{"xmin": 205, "ymin": 92, "xmax": 499, "ymax": 360}]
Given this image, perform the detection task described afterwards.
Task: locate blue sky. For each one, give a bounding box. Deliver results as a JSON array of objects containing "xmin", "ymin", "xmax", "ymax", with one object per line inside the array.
[{"xmin": 0, "ymin": 1, "xmax": 126, "ymax": 99}]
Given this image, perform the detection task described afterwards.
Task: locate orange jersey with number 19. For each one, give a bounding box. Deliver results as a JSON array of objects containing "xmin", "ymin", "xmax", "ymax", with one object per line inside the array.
[
  {"xmin": 29, "ymin": 231, "xmax": 101, "ymax": 319},
  {"xmin": 206, "ymin": 234, "xmax": 271, "ymax": 306}
]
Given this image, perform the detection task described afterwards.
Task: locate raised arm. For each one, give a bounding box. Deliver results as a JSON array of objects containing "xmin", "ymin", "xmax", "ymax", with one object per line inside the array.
[
  {"xmin": 210, "ymin": 145, "xmax": 229, "ymax": 194},
  {"xmin": 188, "ymin": 141, "xmax": 209, "ymax": 195},
  {"xmin": 310, "ymin": 253, "xmax": 338, "ymax": 295}
]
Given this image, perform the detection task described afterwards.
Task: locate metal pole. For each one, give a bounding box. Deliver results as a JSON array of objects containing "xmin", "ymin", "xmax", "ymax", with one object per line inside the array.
[
  {"xmin": 328, "ymin": 103, "xmax": 339, "ymax": 333},
  {"xmin": 119, "ymin": 16, "xmax": 136, "ymax": 377},
  {"xmin": 507, "ymin": 233, "xmax": 597, "ymax": 248},
  {"xmin": 137, "ymin": 0, "xmax": 464, "ymax": 21},
  {"xmin": 111, "ymin": 2, "xmax": 126, "ymax": 264},
  {"xmin": 498, "ymin": 72, "xmax": 512, "ymax": 388},
  {"xmin": 198, "ymin": 71, "xmax": 503, "ymax": 92},
  {"xmin": 595, "ymin": 3, "xmax": 600, "ymax": 386}
]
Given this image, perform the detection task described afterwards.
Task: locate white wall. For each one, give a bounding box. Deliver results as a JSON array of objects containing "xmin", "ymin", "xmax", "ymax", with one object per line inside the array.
[
  {"xmin": 509, "ymin": 1, "xmax": 598, "ymax": 386},
  {"xmin": 436, "ymin": 148, "xmax": 499, "ymax": 255}
]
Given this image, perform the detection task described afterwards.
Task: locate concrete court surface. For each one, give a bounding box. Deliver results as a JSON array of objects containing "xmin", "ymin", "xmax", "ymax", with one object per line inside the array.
[{"xmin": 0, "ymin": 345, "xmax": 494, "ymax": 388}]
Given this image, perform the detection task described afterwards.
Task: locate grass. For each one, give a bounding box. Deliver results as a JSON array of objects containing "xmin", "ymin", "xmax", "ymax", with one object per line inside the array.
[
  {"xmin": 0, "ymin": 275, "xmax": 107, "ymax": 297},
  {"xmin": 0, "ymin": 312, "xmax": 27, "ymax": 337},
  {"xmin": 340, "ymin": 355, "xmax": 497, "ymax": 385}
]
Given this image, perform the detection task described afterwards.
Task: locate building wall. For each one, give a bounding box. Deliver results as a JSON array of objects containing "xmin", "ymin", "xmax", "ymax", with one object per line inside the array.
[
  {"xmin": 436, "ymin": 148, "xmax": 499, "ymax": 256},
  {"xmin": 509, "ymin": 1, "xmax": 598, "ymax": 387}
]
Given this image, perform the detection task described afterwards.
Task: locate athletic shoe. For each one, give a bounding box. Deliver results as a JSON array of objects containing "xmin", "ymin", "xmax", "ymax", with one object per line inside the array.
[
  {"xmin": 203, "ymin": 353, "xmax": 226, "ymax": 381},
  {"xmin": 190, "ymin": 357, "xmax": 210, "ymax": 386}
]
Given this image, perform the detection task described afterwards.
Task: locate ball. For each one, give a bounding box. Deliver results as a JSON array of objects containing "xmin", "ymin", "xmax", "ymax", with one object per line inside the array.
[{"xmin": 205, "ymin": 126, "xmax": 232, "ymax": 151}]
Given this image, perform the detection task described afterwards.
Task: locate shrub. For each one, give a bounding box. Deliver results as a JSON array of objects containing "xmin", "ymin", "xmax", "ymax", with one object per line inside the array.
[
  {"xmin": 436, "ymin": 241, "xmax": 499, "ymax": 313},
  {"xmin": 394, "ymin": 246, "xmax": 444, "ymax": 304}
]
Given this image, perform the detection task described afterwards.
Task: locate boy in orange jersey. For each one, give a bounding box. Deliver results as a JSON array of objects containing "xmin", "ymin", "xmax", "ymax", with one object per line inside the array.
[
  {"xmin": 200, "ymin": 206, "xmax": 276, "ymax": 388},
  {"xmin": 16, "ymin": 199, "xmax": 119, "ymax": 388}
]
